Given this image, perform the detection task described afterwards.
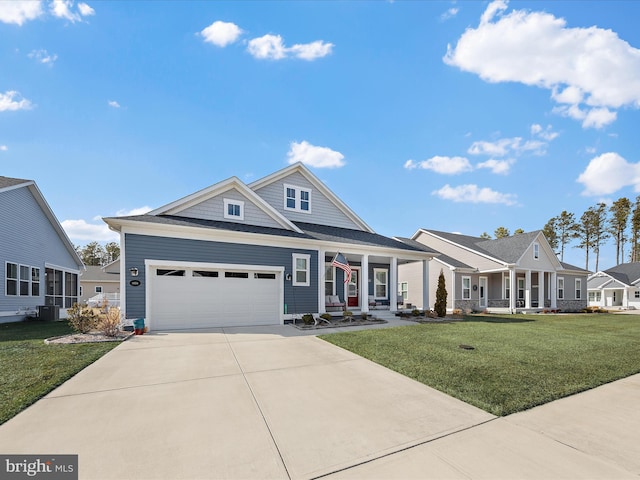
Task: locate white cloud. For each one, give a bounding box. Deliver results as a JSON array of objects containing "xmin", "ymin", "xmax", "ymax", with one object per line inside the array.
[
  {"xmin": 530, "ymin": 123, "xmax": 558, "ymax": 141},
  {"xmin": 468, "ymin": 137, "xmax": 546, "ymax": 157},
  {"xmin": 0, "ymin": 145, "xmax": 7, "ymax": 151},
  {"xmin": 444, "ymin": 0, "xmax": 640, "ymax": 129},
  {"xmin": 28, "ymin": 49, "xmax": 58, "ymax": 65},
  {"xmin": 476, "ymin": 158, "xmax": 513, "ymax": 175},
  {"xmin": 440, "ymin": 7, "xmax": 460, "ymax": 21},
  {"xmin": 61, "ymin": 219, "xmax": 118, "ymax": 242},
  {"xmin": 289, "ymin": 40, "xmax": 334, "ymax": 60},
  {"xmin": 0, "ymin": 0, "xmax": 43, "ymax": 25},
  {"xmin": 287, "ymin": 141, "xmax": 345, "ymax": 168},
  {"xmin": 247, "ymin": 34, "xmax": 333, "ymax": 61},
  {"xmin": 247, "ymin": 34, "xmax": 288, "ymax": 60},
  {"xmin": 50, "ymin": 0, "xmax": 93, "ymax": 23},
  {"xmin": 433, "ymin": 184, "xmax": 517, "ymax": 205},
  {"xmin": 108, "ymin": 100, "xmax": 121, "ymax": 108},
  {"xmin": 577, "ymin": 152, "xmax": 640, "ymax": 196},
  {"xmin": 200, "ymin": 20, "xmax": 243, "ymax": 47},
  {"xmin": 77, "ymin": 2, "xmax": 94, "ymax": 16},
  {"xmin": 0, "ymin": 91, "xmax": 32, "ymax": 111},
  {"xmin": 404, "ymin": 156, "xmax": 472, "ymax": 174},
  {"xmin": 115, "ymin": 206, "xmax": 152, "ymax": 216}
]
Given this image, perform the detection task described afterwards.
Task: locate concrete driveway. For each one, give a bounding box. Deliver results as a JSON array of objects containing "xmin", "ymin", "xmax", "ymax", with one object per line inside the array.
[{"xmin": 0, "ymin": 324, "xmax": 638, "ymax": 479}]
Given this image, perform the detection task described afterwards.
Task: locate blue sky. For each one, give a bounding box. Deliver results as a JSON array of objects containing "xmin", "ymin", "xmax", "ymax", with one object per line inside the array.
[{"xmin": 2, "ymin": 0, "xmax": 640, "ymax": 270}]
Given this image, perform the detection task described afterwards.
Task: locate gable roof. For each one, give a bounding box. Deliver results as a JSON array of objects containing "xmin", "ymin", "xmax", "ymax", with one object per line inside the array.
[
  {"xmin": 148, "ymin": 176, "xmax": 303, "ymax": 233},
  {"xmin": 0, "ymin": 176, "xmax": 83, "ymax": 268},
  {"xmin": 589, "ymin": 262, "xmax": 640, "ymax": 288},
  {"xmin": 249, "ymin": 162, "xmax": 374, "ymax": 233},
  {"xmin": 414, "ymin": 229, "xmax": 562, "ymax": 269}
]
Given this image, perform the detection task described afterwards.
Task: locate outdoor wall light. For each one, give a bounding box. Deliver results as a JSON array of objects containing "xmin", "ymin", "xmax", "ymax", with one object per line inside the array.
[
  {"xmin": 129, "ymin": 267, "xmax": 139, "ymax": 277},
  {"xmin": 285, "ymin": 273, "xmax": 292, "ymax": 281}
]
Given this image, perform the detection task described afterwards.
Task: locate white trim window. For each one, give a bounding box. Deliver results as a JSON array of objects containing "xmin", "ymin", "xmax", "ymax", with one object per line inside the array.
[
  {"xmin": 223, "ymin": 198, "xmax": 244, "ymax": 220},
  {"xmin": 19, "ymin": 264, "xmax": 30, "ymax": 296},
  {"xmin": 374, "ymin": 268, "xmax": 388, "ymax": 299},
  {"xmin": 517, "ymin": 278, "xmax": 525, "ymax": 301},
  {"xmin": 293, "ymin": 253, "xmax": 311, "ymax": 286},
  {"xmin": 533, "ymin": 243, "xmax": 540, "ymax": 260},
  {"xmin": 504, "ymin": 275, "xmax": 510, "ymax": 299},
  {"xmin": 462, "ymin": 276, "xmax": 471, "ymax": 299},
  {"xmin": 31, "ymin": 267, "xmax": 40, "ymax": 296},
  {"xmin": 95, "ymin": 286, "xmax": 103, "ymax": 293},
  {"xmin": 557, "ymin": 277, "xmax": 565, "ymax": 300},
  {"xmin": 398, "ymin": 281, "xmax": 408, "ymax": 303},
  {"xmin": 6, "ymin": 262, "xmax": 18, "ymax": 296},
  {"xmin": 325, "ymin": 264, "xmax": 335, "ymax": 296},
  {"xmin": 284, "ymin": 184, "xmax": 311, "ymax": 213},
  {"xmin": 635, "ymin": 291, "xmax": 640, "ymax": 299},
  {"xmin": 589, "ymin": 291, "xmax": 602, "ymax": 302},
  {"xmin": 575, "ymin": 278, "xmax": 582, "ymax": 299}
]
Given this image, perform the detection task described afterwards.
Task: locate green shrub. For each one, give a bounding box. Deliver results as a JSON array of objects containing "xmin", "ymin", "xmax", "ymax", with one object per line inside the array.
[
  {"xmin": 301, "ymin": 313, "xmax": 315, "ymax": 325},
  {"xmin": 434, "ymin": 269, "xmax": 447, "ymax": 317},
  {"xmin": 320, "ymin": 313, "xmax": 332, "ymax": 321}
]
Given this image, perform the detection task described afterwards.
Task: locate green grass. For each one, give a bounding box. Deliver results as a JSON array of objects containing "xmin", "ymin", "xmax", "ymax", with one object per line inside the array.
[
  {"xmin": 320, "ymin": 314, "xmax": 640, "ymax": 416},
  {"xmin": 0, "ymin": 320, "xmax": 121, "ymax": 425}
]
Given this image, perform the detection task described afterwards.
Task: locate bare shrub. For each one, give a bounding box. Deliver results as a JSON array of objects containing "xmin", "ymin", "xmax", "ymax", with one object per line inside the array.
[
  {"xmin": 98, "ymin": 307, "xmax": 122, "ymax": 337},
  {"xmin": 67, "ymin": 303, "xmax": 98, "ymax": 334}
]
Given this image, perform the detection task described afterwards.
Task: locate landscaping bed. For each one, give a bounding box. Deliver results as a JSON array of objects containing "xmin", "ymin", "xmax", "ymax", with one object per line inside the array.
[
  {"xmin": 320, "ymin": 313, "xmax": 640, "ymax": 416},
  {"xmin": 292, "ymin": 315, "xmax": 387, "ymax": 330}
]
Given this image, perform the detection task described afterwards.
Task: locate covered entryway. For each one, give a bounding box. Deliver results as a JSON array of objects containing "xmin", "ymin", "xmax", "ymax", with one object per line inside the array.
[{"xmin": 147, "ymin": 261, "xmax": 283, "ymax": 330}]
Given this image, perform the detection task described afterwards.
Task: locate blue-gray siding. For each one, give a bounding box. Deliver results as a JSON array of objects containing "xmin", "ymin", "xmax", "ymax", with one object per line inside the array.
[
  {"xmin": 124, "ymin": 234, "xmax": 318, "ymax": 318},
  {"xmin": 0, "ymin": 186, "xmax": 80, "ymax": 319}
]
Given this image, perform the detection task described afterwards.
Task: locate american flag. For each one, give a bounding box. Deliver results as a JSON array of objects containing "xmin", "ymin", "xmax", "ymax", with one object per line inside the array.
[{"xmin": 331, "ymin": 252, "xmax": 352, "ymax": 283}]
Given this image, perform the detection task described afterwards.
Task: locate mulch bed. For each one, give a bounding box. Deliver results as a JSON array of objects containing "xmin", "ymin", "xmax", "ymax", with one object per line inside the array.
[
  {"xmin": 291, "ymin": 317, "xmax": 387, "ymax": 330},
  {"xmin": 45, "ymin": 331, "xmax": 134, "ymax": 344}
]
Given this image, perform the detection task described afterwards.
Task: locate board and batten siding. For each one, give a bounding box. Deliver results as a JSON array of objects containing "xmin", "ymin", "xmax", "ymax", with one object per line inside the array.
[
  {"xmin": 174, "ymin": 188, "xmax": 284, "ymax": 229},
  {"xmin": 0, "ymin": 186, "xmax": 80, "ymax": 318},
  {"xmin": 124, "ymin": 233, "xmax": 318, "ymax": 318},
  {"xmin": 253, "ymin": 171, "xmax": 362, "ymax": 230}
]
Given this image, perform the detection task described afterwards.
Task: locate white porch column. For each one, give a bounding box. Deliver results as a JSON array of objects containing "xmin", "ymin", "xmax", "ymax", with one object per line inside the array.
[
  {"xmin": 318, "ymin": 250, "xmax": 326, "ymax": 314},
  {"xmin": 390, "ymin": 256, "xmax": 398, "ymax": 312},
  {"xmin": 510, "ymin": 267, "xmax": 517, "ymax": 313},
  {"xmin": 422, "ymin": 260, "xmax": 430, "ymax": 311},
  {"xmin": 623, "ymin": 288, "xmax": 628, "ymax": 308},
  {"xmin": 525, "ymin": 269, "xmax": 532, "ymax": 309},
  {"xmin": 550, "ymin": 272, "xmax": 557, "ymax": 309},
  {"xmin": 361, "ymin": 254, "xmax": 369, "ymax": 313},
  {"xmin": 538, "ymin": 271, "xmax": 545, "ymax": 308}
]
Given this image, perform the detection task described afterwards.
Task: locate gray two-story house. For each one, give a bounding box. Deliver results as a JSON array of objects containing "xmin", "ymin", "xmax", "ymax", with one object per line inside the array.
[
  {"xmin": 104, "ymin": 163, "xmax": 436, "ymax": 331},
  {"xmin": 1, "ymin": 176, "xmax": 84, "ymax": 323}
]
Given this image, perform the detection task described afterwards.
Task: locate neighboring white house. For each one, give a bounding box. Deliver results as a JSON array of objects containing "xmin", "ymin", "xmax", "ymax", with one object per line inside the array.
[
  {"xmin": 79, "ymin": 260, "xmax": 120, "ymax": 307},
  {"xmin": 398, "ymin": 229, "xmax": 588, "ymax": 313},
  {"xmin": 587, "ymin": 263, "xmax": 640, "ymax": 310}
]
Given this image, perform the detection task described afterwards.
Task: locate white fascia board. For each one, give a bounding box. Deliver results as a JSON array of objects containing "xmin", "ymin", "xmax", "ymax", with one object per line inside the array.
[
  {"xmin": 0, "ymin": 179, "xmax": 33, "ymax": 193},
  {"xmin": 27, "ymin": 183, "xmax": 85, "ymax": 269},
  {"xmin": 249, "ymin": 162, "xmax": 374, "ymax": 233},
  {"xmin": 432, "ymin": 256, "xmax": 475, "ymax": 272},
  {"xmin": 116, "ymin": 220, "xmax": 434, "ymax": 262},
  {"xmin": 413, "ymin": 228, "xmax": 507, "ymax": 266},
  {"xmin": 147, "ymin": 177, "xmax": 302, "ymax": 233}
]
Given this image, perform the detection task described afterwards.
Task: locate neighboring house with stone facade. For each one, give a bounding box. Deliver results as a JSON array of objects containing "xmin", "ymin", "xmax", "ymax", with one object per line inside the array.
[{"xmin": 397, "ymin": 229, "xmax": 588, "ymax": 313}]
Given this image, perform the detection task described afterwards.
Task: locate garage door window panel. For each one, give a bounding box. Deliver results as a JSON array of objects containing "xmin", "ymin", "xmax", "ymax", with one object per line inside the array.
[
  {"xmin": 157, "ymin": 269, "xmax": 185, "ymax": 276},
  {"xmin": 193, "ymin": 270, "xmax": 219, "ymax": 278}
]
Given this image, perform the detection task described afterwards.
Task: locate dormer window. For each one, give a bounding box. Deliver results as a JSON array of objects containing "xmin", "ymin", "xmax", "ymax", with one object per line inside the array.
[
  {"xmin": 284, "ymin": 184, "xmax": 311, "ymax": 213},
  {"xmin": 224, "ymin": 198, "xmax": 244, "ymax": 220}
]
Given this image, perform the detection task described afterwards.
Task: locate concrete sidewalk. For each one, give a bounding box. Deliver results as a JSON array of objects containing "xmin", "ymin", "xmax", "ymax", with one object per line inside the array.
[{"xmin": 0, "ymin": 323, "xmax": 638, "ymax": 479}]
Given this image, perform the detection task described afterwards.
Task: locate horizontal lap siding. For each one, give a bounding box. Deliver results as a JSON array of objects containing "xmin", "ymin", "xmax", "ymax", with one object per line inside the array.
[
  {"xmin": 124, "ymin": 234, "xmax": 317, "ymax": 318},
  {"xmin": 1, "ymin": 187, "xmax": 79, "ymax": 313}
]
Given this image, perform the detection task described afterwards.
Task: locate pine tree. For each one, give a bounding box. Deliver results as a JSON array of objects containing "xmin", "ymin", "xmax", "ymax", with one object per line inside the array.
[
  {"xmin": 576, "ymin": 207, "xmax": 598, "ymax": 271},
  {"xmin": 434, "ymin": 269, "xmax": 447, "ymax": 317},
  {"xmin": 542, "ymin": 217, "xmax": 559, "ymax": 253},
  {"xmin": 592, "ymin": 203, "xmax": 609, "ymax": 271},
  {"xmin": 494, "ymin": 226, "xmax": 510, "ymax": 238},
  {"xmin": 609, "ymin": 197, "xmax": 631, "ymax": 265},
  {"xmin": 479, "ymin": 232, "xmax": 492, "ymax": 239},
  {"xmin": 556, "ymin": 211, "xmax": 578, "ymax": 262},
  {"xmin": 630, "ymin": 196, "xmax": 640, "ymax": 262}
]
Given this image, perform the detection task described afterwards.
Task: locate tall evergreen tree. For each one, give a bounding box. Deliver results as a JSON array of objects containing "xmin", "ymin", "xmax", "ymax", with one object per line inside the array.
[
  {"xmin": 576, "ymin": 207, "xmax": 598, "ymax": 271},
  {"xmin": 592, "ymin": 203, "xmax": 609, "ymax": 272},
  {"xmin": 556, "ymin": 211, "xmax": 578, "ymax": 262},
  {"xmin": 630, "ymin": 196, "xmax": 640, "ymax": 262},
  {"xmin": 494, "ymin": 226, "xmax": 510, "ymax": 238},
  {"xmin": 513, "ymin": 228, "xmax": 524, "ymax": 235},
  {"xmin": 542, "ymin": 217, "xmax": 559, "ymax": 253},
  {"xmin": 434, "ymin": 269, "xmax": 447, "ymax": 317},
  {"xmin": 479, "ymin": 232, "xmax": 492, "ymax": 239},
  {"xmin": 609, "ymin": 197, "xmax": 631, "ymax": 265}
]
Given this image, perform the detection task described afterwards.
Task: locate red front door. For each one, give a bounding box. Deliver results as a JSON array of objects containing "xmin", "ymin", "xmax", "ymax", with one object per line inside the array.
[{"xmin": 347, "ymin": 269, "xmax": 359, "ymax": 307}]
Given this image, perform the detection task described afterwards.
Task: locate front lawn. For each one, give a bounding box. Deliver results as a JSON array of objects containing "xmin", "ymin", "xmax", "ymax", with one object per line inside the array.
[
  {"xmin": 0, "ymin": 320, "xmax": 121, "ymax": 425},
  {"xmin": 320, "ymin": 314, "xmax": 640, "ymax": 416}
]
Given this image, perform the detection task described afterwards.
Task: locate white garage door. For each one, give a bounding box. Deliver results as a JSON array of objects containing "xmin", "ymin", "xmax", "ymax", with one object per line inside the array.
[{"xmin": 148, "ymin": 264, "xmax": 282, "ymax": 330}]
